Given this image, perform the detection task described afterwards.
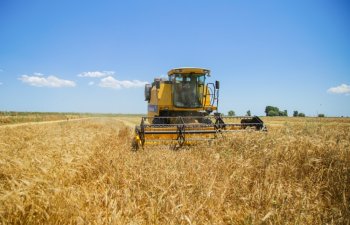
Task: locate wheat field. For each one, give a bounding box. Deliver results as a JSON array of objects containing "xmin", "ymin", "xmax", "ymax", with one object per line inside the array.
[{"xmin": 0, "ymin": 117, "xmax": 349, "ymax": 224}]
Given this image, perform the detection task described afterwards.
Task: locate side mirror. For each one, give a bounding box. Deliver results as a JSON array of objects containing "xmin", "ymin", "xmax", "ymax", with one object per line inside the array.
[
  {"xmin": 215, "ymin": 80, "xmax": 220, "ymax": 89},
  {"xmin": 144, "ymin": 84, "xmax": 151, "ymax": 101}
]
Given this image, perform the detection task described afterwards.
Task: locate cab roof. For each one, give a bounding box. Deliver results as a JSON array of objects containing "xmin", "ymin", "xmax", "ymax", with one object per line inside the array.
[{"xmin": 167, "ymin": 67, "xmax": 210, "ymax": 76}]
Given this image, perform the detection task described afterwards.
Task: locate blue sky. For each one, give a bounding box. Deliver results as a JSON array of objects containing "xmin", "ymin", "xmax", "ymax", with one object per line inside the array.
[{"xmin": 0, "ymin": 0, "xmax": 349, "ymax": 116}]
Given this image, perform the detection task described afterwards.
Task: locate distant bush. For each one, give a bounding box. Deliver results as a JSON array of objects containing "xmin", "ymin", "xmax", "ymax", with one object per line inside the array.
[
  {"xmin": 280, "ymin": 110, "xmax": 288, "ymax": 117},
  {"xmin": 267, "ymin": 110, "xmax": 279, "ymax": 117},
  {"xmin": 265, "ymin": 106, "xmax": 288, "ymax": 117},
  {"xmin": 293, "ymin": 110, "xmax": 307, "ymax": 117},
  {"xmin": 298, "ymin": 113, "xmax": 305, "ymax": 117},
  {"xmin": 318, "ymin": 114, "xmax": 325, "ymax": 117},
  {"xmin": 228, "ymin": 110, "xmax": 235, "ymax": 116}
]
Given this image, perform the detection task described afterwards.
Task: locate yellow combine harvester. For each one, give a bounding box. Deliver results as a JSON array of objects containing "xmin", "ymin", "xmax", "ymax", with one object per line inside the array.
[{"xmin": 133, "ymin": 67, "xmax": 266, "ymax": 150}]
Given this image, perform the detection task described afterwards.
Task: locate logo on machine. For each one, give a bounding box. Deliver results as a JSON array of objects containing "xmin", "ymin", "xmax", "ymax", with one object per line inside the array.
[{"xmin": 148, "ymin": 105, "xmax": 158, "ymax": 112}]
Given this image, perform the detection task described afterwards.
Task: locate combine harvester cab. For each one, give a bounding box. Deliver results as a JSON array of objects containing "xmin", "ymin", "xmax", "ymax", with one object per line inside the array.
[{"xmin": 133, "ymin": 68, "xmax": 266, "ymax": 150}]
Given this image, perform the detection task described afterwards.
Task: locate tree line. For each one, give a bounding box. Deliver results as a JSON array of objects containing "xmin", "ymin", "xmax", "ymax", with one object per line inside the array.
[{"xmin": 227, "ymin": 106, "xmax": 326, "ymax": 117}]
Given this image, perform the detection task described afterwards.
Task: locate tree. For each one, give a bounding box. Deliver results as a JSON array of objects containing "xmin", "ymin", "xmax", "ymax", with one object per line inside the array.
[
  {"xmin": 267, "ymin": 110, "xmax": 279, "ymax": 117},
  {"xmin": 246, "ymin": 110, "xmax": 251, "ymax": 116},
  {"xmin": 279, "ymin": 110, "xmax": 288, "ymax": 117},
  {"xmin": 293, "ymin": 111, "xmax": 298, "ymax": 117},
  {"xmin": 265, "ymin": 105, "xmax": 288, "ymax": 117},
  {"xmin": 265, "ymin": 106, "xmax": 279, "ymax": 116},
  {"xmin": 318, "ymin": 114, "xmax": 325, "ymax": 117},
  {"xmin": 228, "ymin": 110, "xmax": 235, "ymax": 116},
  {"xmin": 298, "ymin": 112, "xmax": 305, "ymax": 117}
]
